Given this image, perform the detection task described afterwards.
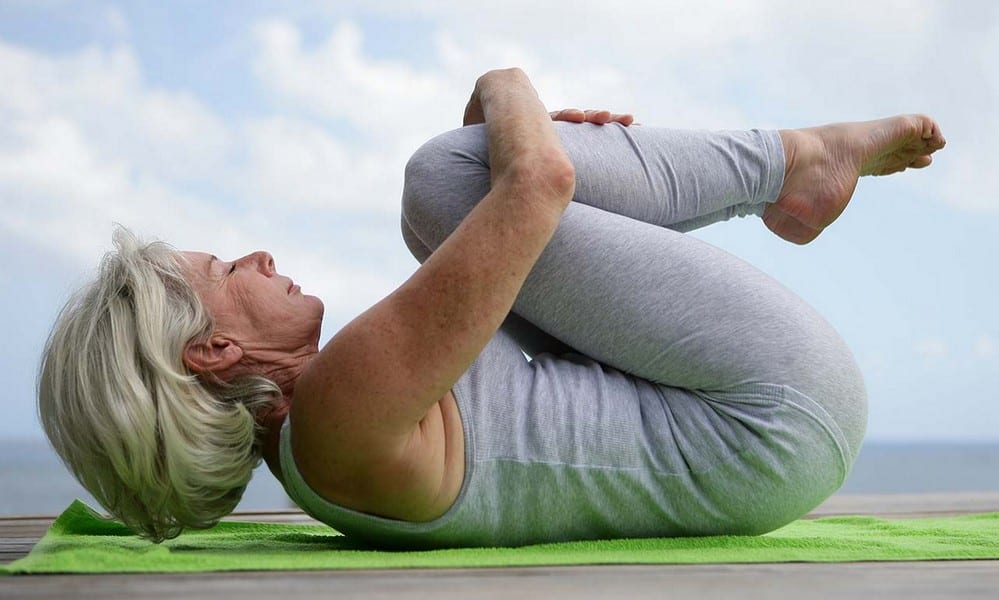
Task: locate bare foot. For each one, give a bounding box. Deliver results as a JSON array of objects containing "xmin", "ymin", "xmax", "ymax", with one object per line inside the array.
[{"xmin": 763, "ymin": 114, "xmax": 947, "ymax": 244}]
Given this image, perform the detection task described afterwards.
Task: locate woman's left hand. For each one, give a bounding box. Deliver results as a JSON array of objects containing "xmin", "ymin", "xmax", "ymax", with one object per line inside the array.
[{"xmin": 549, "ymin": 108, "xmax": 635, "ymax": 126}]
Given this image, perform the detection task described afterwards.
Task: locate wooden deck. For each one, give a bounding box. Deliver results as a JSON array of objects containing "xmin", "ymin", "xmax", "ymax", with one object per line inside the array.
[{"xmin": 2, "ymin": 492, "xmax": 998, "ymax": 599}]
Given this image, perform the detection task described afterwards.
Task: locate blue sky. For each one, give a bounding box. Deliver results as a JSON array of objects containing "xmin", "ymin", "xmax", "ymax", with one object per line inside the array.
[{"xmin": 0, "ymin": 0, "xmax": 996, "ymax": 442}]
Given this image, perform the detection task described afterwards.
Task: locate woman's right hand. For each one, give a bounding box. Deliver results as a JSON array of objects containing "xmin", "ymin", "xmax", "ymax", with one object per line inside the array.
[
  {"xmin": 463, "ymin": 70, "xmax": 636, "ymax": 128},
  {"xmin": 549, "ymin": 108, "xmax": 635, "ymax": 126}
]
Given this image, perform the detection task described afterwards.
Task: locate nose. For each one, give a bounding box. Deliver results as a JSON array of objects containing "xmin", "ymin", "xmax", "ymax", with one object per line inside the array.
[{"xmin": 239, "ymin": 251, "xmax": 275, "ymax": 276}]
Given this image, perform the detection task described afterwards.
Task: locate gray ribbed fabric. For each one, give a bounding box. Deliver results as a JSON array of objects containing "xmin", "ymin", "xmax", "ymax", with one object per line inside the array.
[{"xmin": 279, "ymin": 122, "xmax": 868, "ymax": 549}]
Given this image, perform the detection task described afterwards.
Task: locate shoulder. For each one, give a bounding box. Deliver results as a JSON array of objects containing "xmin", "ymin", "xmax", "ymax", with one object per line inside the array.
[{"xmin": 287, "ymin": 391, "xmax": 465, "ymax": 522}]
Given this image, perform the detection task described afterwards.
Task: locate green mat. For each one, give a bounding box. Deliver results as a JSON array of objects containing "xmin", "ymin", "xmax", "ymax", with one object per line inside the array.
[{"xmin": 3, "ymin": 500, "xmax": 999, "ymax": 574}]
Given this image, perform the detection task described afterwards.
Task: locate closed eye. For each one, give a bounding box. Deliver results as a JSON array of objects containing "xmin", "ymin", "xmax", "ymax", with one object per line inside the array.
[{"xmin": 228, "ymin": 263, "xmax": 236, "ymax": 275}]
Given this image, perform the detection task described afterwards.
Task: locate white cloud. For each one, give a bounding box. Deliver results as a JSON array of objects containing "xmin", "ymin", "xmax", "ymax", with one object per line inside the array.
[
  {"xmin": 974, "ymin": 334, "xmax": 996, "ymax": 358},
  {"xmin": 0, "ymin": 42, "xmax": 230, "ymax": 184},
  {"xmin": 323, "ymin": 0, "xmax": 773, "ymax": 56},
  {"xmin": 245, "ymin": 16, "xmax": 666, "ymax": 215},
  {"xmin": 0, "ymin": 38, "xmax": 406, "ymax": 328},
  {"xmin": 334, "ymin": 0, "xmax": 935, "ymax": 53},
  {"xmin": 237, "ymin": 115, "xmax": 408, "ymax": 214},
  {"xmin": 313, "ymin": 0, "xmax": 998, "ymax": 215},
  {"xmin": 250, "ymin": 17, "xmax": 648, "ymax": 139},
  {"xmin": 0, "ymin": 41, "xmax": 236, "ymax": 259},
  {"xmin": 0, "ymin": 1, "xmax": 997, "ymax": 445},
  {"xmin": 0, "ymin": 111, "xmax": 245, "ymax": 263},
  {"xmin": 251, "ymin": 20, "xmax": 452, "ymax": 145},
  {"xmin": 104, "ymin": 5, "xmax": 130, "ymax": 39},
  {"xmin": 857, "ymin": 349, "xmax": 888, "ymax": 375},
  {"xmin": 914, "ymin": 338, "xmax": 949, "ymax": 363}
]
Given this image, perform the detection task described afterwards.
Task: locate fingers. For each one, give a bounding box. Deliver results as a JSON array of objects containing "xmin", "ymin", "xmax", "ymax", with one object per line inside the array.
[
  {"xmin": 581, "ymin": 109, "xmax": 635, "ymax": 125},
  {"xmin": 549, "ymin": 108, "xmax": 587, "ymax": 123},
  {"xmin": 550, "ymin": 108, "xmax": 636, "ymax": 126},
  {"xmin": 584, "ymin": 109, "xmax": 612, "ymax": 124},
  {"xmin": 612, "ymin": 113, "xmax": 635, "ymax": 126}
]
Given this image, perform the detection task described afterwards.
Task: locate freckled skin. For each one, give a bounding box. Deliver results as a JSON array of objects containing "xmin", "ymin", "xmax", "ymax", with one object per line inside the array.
[{"xmin": 174, "ymin": 72, "xmax": 947, "ymax": 525}]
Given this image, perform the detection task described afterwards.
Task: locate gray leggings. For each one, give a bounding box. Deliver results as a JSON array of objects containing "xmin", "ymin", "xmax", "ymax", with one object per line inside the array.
[
  {"xmin": 274, "ymin": 121, "xmax": 874, "ymax": 547},
  {"xmin": 402, "ymin": 122, "xmax": 867, "ymax": 461},
  {"xmin": 279, "ymin": 122, "xmax": 871, "ymax": 548}
]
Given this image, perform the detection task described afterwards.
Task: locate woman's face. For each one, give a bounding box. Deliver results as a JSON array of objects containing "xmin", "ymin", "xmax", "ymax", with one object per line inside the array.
[{"xmin": 180, "ymin": 250, "xmax": 324, "ymax": 361}]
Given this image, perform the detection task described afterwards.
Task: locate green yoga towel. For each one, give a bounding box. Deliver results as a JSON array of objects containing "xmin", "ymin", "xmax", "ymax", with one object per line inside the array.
[{"xmin": 3, "ymin": 500, "xmax": 999, "ymax": 574}]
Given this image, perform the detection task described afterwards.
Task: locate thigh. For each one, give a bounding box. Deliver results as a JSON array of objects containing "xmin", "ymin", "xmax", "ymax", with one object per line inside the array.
[
  {"xmin": 403, "ymin": 215, "xmax": 574, "ymax": 358},
  {"xmin": 403, "ymin": 125, "xmax": 866, "ymax": 460},
  {"xmin": 403, "ymin": 122, "xmax": 784, "ymax": 241},
  {"xmin": 462, "ymin": 331, "xmax": 850, "ymax": 541}
]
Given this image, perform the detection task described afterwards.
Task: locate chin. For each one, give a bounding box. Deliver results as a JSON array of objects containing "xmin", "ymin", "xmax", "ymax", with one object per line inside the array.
[
  {"xmin": 305, "ymin": 295, "xmax": 325, "ymax": 333},
  {"xmin": 306, "ymin": 294, "xmax": 325, "ymax": 315}
]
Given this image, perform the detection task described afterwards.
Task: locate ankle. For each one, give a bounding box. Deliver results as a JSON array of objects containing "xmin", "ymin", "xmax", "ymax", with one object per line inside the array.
[{"xmin": 777, "ymin": 129, "xmax": 803, "ymax": 189}]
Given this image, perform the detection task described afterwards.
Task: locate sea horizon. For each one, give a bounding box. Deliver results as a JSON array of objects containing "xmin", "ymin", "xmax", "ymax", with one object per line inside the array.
[{"xmin": 2, "ymin": 438, "xmax": 997, "ymax": 517}]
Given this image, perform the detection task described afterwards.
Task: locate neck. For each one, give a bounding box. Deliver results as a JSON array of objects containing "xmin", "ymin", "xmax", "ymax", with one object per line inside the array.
[
  {"xmin": 259, "ymin": 399, "xmax": 292, "ymax": 484},
  {"xmin": 234, "ymin": 345, "xmax": 319, "ymax": 484},
  {"xmin": 242, "ymin": 343, "xmax": 318, "ymax": 398}
]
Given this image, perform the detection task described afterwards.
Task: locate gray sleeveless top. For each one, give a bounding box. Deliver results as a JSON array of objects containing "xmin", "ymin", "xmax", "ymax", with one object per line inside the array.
[{"xmin": 279, "ymin": 330, "xmax": 849, "ymax": 549}]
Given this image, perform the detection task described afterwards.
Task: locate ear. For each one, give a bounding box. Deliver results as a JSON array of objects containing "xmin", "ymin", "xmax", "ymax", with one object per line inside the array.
[{"xmin": 182, "ymin": 336, "xmax": 244, "ymax": 375}]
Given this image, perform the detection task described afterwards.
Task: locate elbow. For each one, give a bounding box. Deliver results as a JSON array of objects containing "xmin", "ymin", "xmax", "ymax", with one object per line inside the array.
[
  {"xmin": 504, "ymin": 151, "xmax": 576, "ymax": 202},
  {"xmin": 544, "ymin": 154, "xmax": 577, "ymax": 199}
]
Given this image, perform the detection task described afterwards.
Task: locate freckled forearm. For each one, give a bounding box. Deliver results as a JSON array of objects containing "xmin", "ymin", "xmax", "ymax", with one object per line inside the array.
[
  {"xmin": 476, "ymin": 69, "xmax": 572, "ymax": 187},
  {"xmin": 304, "ymin": 69, "xmax": 576, "ymax": 435},
  {"xmin": 393, "ymin": 187, "xmax": 563, "ymax": 379}
]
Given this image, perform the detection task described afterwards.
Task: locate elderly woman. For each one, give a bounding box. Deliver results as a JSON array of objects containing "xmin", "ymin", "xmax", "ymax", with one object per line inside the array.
[{"xmin": 38, "ymin": 69, "xmax": 944, "ymax": 548}]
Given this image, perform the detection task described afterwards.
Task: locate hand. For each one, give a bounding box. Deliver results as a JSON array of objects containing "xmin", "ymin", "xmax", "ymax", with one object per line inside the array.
[
  {"xmin": 463, "ymin": 69, "xmax": 536, "ymax": 126},
  {"xmin": 549, "ymin": 108, "xmax": 635, "ymax": 126}
]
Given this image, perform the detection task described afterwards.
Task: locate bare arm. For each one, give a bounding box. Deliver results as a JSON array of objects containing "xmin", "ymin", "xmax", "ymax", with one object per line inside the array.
[{"xmin": 291, "ymin": 68, "xmax": 575, "ymax": 492}]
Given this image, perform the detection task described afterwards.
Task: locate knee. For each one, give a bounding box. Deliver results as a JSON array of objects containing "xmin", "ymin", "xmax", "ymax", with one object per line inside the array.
[
  {"xmin": 401, "ymin": 126, "xmax": 491, "ymax": 249},
  {"xmin": 785, "ymin": 325, "xmax": 869, "ymax": 463},
  {"xmin": 401, "ymin": 133, "xmax": 450, "ymax": 228},
  {"xmin": 822, "ymin": 346, "xmax": 868, "ymax": 463}
]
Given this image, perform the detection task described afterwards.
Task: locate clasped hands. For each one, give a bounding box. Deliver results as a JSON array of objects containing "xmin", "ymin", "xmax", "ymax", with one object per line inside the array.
[
  {"xmin": 463, "ymin": 106, "xmax": 635, "ymax": 127},
  {"xmin": 461, "ymin": 69, "xmax": 634, "ymax": 128}
]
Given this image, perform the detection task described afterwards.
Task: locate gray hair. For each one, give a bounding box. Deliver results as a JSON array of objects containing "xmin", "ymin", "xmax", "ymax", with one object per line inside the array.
[{"xmin": 38, "ymin": 227, "xmax": 281, "ymax": 542}]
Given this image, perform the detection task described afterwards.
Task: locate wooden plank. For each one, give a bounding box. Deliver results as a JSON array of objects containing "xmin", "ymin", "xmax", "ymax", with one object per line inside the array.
[
  {"xmin": 0, "ymin": 516, "xmax": 56, "ymax": 565},
  {"xmin": 2, "ymin": 562, "xmax": 998, "ymax": 599},
  {"xmin": 2, "ymin": 493, "xmax": 997, "ymax": 600},
  {"xmin": 809, "ymin": 491, "xmax": 999, "ymax": 519},
  {"xmin": 2, "ymin": 492, "xmax": 998, "ymax": 564}
]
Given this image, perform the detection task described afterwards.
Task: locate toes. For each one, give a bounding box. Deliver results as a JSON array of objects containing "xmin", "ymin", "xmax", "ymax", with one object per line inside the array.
[
  {"xmin": 909, "ymin": 155, "xmax": 933, "ymax": 169},
  {"xmin": 915, "ymin": 113, "xmax": 936, "ymax": 139},
  {"xmin": 916, "ymin": 114, "xmax": 946, "ymax": 149}
]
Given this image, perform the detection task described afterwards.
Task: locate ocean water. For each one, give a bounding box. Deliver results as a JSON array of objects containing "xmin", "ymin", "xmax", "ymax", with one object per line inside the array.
[
  {"xmin": 1, "ymin": 438, "xmax": 997, "ymax": 516},
  {"xmin": 0, "ymin": 438, "xmax": 290, "ymax": 516}
]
